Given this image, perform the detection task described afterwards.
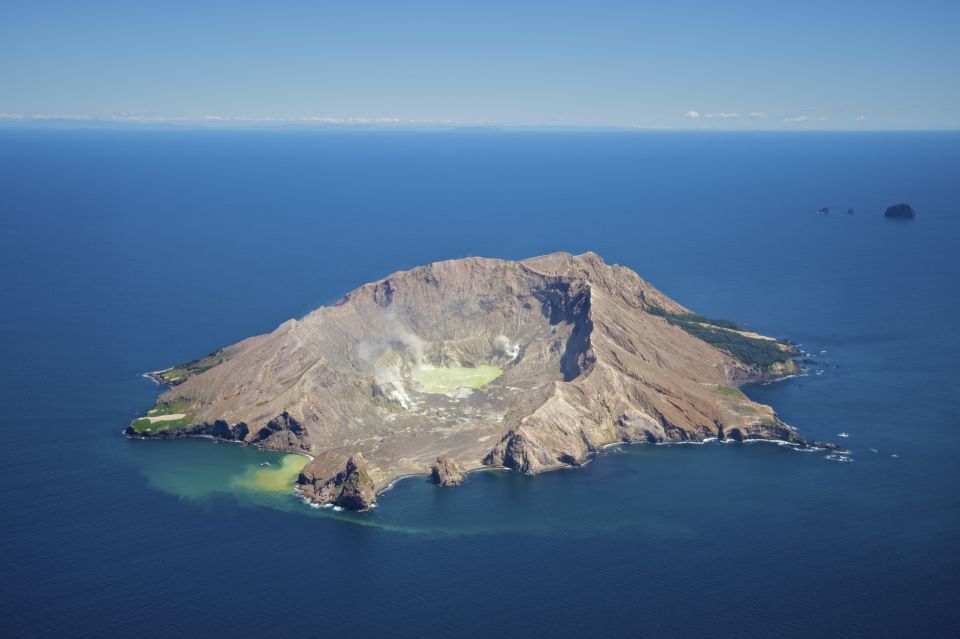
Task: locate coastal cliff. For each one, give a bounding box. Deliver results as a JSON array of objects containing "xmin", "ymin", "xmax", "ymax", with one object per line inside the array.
[{"xmin": 128, "ymin": 252, "xmax": 819, "ymax": 509}]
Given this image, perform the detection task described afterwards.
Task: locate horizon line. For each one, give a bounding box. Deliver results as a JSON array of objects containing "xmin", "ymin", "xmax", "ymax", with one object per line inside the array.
[{"xmin": 0, "ymin": 113, "xmax": 957, "ymax": 133}]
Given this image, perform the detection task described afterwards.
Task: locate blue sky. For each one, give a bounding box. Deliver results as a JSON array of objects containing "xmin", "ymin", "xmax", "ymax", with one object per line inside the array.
[{"xmin": 2, "ymin": 0, "xmax": 958, "ymax": 129}]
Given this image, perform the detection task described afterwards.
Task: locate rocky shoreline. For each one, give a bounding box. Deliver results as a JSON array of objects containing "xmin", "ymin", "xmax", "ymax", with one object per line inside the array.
[{"xmin": 128, "ymin": 353, "xmax": 838, "ymax": 512}]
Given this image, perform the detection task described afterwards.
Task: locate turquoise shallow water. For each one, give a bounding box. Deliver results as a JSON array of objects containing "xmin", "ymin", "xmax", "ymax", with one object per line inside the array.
[{"xmin": 1, "ymin": 129, "xmax": 958, "ymax": 637}]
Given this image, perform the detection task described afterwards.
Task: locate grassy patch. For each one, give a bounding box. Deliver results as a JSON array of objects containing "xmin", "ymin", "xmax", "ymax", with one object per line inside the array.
[
  {"xmin": 412, "ymin": 365, "xmax": 503, "ymax": 394},
  {"xmin": 155, "ymin": 370, "xmax": 186, "ymax": 384},
  {"xmin": 717, "ymin": 385, "xmax": 747, "ymax": 399},
  {"xmin": 647, "ymin": 307, "xmax": 742, "ymax": 330},
  {"xmin": 731, "ymin": 403, "xmax": 759, "ymax": 415},
  {"xmin": 648, "ymin": 308, "xmax": 792, "ymax": 368},
  {"xmin": 128, "ymin": 400, "xmax": 195, "ymax": 434},
  {"xmin": 155, "ymin": 349, "xmax": 229, "ymax": 385},
  {"xmin": 717, "ymin": 385, "xmax": 758, "ymax": 415}
]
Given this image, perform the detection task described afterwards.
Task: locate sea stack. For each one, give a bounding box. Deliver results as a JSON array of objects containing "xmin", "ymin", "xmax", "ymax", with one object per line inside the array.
[
  {"xmin": 884, "ymin": 203, "xmax": 916, "ymax": 219},
  {"xmin": 431, "ymin": 455, "xmax": 466, "ymax": 486}
]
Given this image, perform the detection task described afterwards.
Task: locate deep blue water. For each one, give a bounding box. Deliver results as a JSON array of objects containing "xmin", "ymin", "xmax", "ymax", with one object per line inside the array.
[{"xmin": 1, "ymin": 129, "xmax": 959, "ymax": 637}]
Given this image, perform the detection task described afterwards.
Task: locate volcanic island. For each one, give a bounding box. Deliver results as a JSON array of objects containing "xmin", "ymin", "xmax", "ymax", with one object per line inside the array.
[{"xmin": 128, "ymin": 252, "xmax": 826, "ymax": 510}]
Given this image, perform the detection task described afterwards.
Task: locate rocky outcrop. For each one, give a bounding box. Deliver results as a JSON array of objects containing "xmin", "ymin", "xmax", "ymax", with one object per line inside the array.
[
  {"xmin": 884, "ymin": 203, "xmax": 916, "ymax": 219},
  {"xmin": 131, "ymin": 252, "xmax": 819, "ymax": 510},
  {"xmin": 127, "ymin": 411, "xmax": 309, "ymax": 452},
  {"xmin": 297, "ymin": 452, "xmax": 377, "ymax": 510},
  {"xmin": 431, "ymin": 455, "xmax": 466, "ymax": 486},
  {"xmin": 126, "ymin": 419, "xmax": 249, "ymax": 441},
  {"xmin": 717, "ymin": 419, "xmax": 805, "ymax": 443},
  {"xmin": 248, "ymin": 411, "xmax": 310, "ymax": 452}
]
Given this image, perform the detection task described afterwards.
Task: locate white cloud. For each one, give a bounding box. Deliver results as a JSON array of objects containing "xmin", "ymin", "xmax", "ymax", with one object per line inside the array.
[
  {"xmin": 683, "ymin": 110, "xmax": 700, "ymax": 119},
  {"xmin": 749, "ymin": 112, "xmax": 769, "ymax": 119},
  {"xmin": 856, "ymin": 115, "xmax": 866, "ymax": 122},
  {"xmin": 0, "ymin": 112, "xmax": 25, "ymax": 120},
  {"xmin": 703, "ymin": 112, "xmax": 740, "ymax": 119},
  {"xmin": 817, "ymin": 116, "xmax": 828, "ymax": 122},
  {"xmin": 783, "ymin": 115, "xmax": 808, "ymax": 123},
  {"xmin": 197, "ymin": 115, "xmax": 410, "ymax": 125},
  {"xmin": 110, "ymin": 114, "xmax": 192, "ymax": 123},
  {"xmin": 29, "ymin": 113, "xmax": 93, "ymax": 121}
]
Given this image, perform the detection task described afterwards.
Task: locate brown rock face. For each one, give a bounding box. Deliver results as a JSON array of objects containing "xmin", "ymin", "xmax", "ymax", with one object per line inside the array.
[
  {"xmin": 297, "ymin": 452, "xmax": 377, "ymax": 511},
  {"xmin": 135, "ymin": 252, "xmax": 809, "ymax": 509},
  {"xmin": 431, "ymin": 455, "xmax": 466, "ymax": 486}
]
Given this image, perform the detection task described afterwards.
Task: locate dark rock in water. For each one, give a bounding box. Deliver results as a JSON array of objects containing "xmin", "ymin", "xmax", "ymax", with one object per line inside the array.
[
  {"xmin": 431, "ymin": 455, "xmax": 466, "ymax": 486},
  {"xmin": 817, "ymin": 207, "xmax": 830, "ymax": 215},
  {"xmin": 847, "ymin": 208, "xmax": 855, "ymax": 214},
  {"xmin": 337, "ymin": 456, "xmax": 378, "ymax": 510},
  {"xmin": 810, "ymin": 441, "xmax": 846, "ymax": 452},
  {"xmin": 884, "ymin": 203, "xmax": 916, "ymax": 219}
]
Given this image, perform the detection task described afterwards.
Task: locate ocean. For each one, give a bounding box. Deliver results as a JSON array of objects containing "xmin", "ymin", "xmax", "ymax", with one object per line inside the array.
[{"xmin": 1, "ymin": 128, "xmax": 958, "ymax": 637}]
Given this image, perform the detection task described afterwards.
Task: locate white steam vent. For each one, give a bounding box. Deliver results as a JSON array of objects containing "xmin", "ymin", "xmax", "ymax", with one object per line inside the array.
[{"xmin": 493, "ymin": 335, "xmax": 520, "ymax": 361}]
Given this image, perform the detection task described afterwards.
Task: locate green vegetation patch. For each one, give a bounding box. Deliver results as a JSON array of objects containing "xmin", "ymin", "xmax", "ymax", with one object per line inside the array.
[
  {"xmin": 154, "ymin": 349, "xmax": 229, "ymax": 385},
  {"xmin": 648, "ymin": 307, "xmax": 792, "ymax": 369},
  {"xmin": 128, "ymin": 399, "xmax": 196, "ymax": 434},
  {"xmin": 731, "ymin": 403, "xmax": 759, "ymax": 415},
  {"xmin": 717, "ymin": 385, "xmax": 747, "ymax": 399},
  {"xmin": 647, "ymin": 307, "xmax": 742, "ymax": 330},
  {"xmin": 412, "ymin": 365, "xmax": 503, "ymax": 394}
]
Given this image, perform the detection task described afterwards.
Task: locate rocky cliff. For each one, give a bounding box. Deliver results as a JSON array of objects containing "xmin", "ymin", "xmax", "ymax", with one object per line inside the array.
[{"xmin": 129, "ymin": 252, "xmax": 817, "ymax": 510}]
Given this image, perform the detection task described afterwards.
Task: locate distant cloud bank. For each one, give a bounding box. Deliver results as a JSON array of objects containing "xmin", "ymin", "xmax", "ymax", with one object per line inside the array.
[
  {"xmin": 1, "ymin": 112, "xmax": 95, "ymax": 121},
  {"xmin": 678, "ymin": 109, "xmax": 882, "ymax": 127},
  {"xmin": 0, "ymin": 110, "xmax": 883, "ymax": 130}
]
